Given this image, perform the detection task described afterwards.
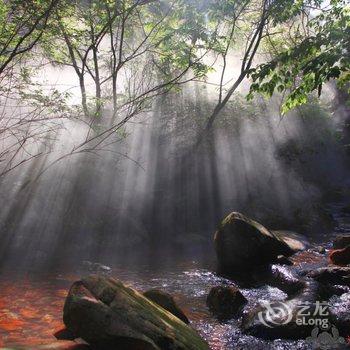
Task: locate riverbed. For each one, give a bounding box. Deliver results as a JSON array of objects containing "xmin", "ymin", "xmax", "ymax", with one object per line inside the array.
[{"xmin": 1, "ymin": 205, "xmax": 349, "ymax": 349}]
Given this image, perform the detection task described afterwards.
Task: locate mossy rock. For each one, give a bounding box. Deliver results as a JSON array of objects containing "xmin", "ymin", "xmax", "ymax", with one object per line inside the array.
[
  {"xmin": 143, "ymin": 289, "xmax": 189, "ymax": 324},
  {"xmin": 63, "ymin": 275, "xmax": 209, "ymax": 350}
]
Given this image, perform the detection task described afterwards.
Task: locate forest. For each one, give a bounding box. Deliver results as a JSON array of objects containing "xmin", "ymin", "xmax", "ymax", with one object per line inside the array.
[{"xmin": 0, "ymin": 0, "xmax": 349, "ymax": 349}]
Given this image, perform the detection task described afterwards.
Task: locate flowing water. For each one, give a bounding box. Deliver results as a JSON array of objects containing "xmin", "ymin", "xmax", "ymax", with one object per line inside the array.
[
  {"xmin": 0, "ymin": 258, "xmax": 309, "ymax": 350},
  {"xmin": 0, "ymin": 204, "xmax": 349, "ymax": 350}
]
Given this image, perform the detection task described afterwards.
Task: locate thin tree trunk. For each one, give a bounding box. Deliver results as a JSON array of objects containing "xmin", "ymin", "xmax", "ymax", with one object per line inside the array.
[
  {"xmin": 112, "ymin": 74, "xmax": 117, "ymax": 114},
  {"xmin": 79, "ymin": 74, "xmax": 89, "ymax": 117},
  {"xmin": 92, "ymin": 47, "xmax": 101, "ymax": 115}
]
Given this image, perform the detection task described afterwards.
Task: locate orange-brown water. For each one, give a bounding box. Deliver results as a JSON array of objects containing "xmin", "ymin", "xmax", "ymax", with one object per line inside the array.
[
  {"xmin": 0, "ymin": 246, "xmax": 339, "ymax": 350},
  {"xmin": 0, "ymin": 266, "xmax": 230, "ymax": 350},
  {"xmin": 0, "ymin": 275, "xmax": 73, "ymax": 348}
]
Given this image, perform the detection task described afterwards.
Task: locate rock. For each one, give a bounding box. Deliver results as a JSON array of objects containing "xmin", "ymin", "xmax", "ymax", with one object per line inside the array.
[
  {"xmin": 63, "ymin": 275, "xmax": 208, "ymax": 350},
  {"xmin": 241, "ymin": 301, "xmax": 309, "ymax": 340},
  {"xmin": 271, "ymin": 230, "xmax": 308, "ymax": 252},
  {"xmin": 242, "ymin": 279, "xmax": 322, "ymax": 340},
  {"xmin": 214, "ymin": 212, "xmax": 296, "ymax": 274},
  {"xmin": 330, "ymin": 246, "xmax": 350, "ymax": 265},
  {"xmin": 54, "ymin": 327, "xmax": 77, "ymax": 341},
  {"xmin": 143, "ymin": 289, "xmax": 189, "ymax": 324},
  {"xmin": 333, "ymin": 235, "xmax": 350, "ymax": 249},
  {"xmin": 308, "ymin": 266, "xmax": 350, "ymax": 287},
  {"xmin": 206, "ymin": 285, "xmax": 247, "ymax": 319},
  {"xmin": 319, "ymin": 284, "xmax": 350, "ymax": 299},
  {"xmin": 275, "ymin": 255, "xmax": 293, "ymax": 266}
]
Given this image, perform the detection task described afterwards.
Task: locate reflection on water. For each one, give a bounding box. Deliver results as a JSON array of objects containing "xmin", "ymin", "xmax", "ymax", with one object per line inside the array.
[
  {"xmin": 0, "ymin": 275, "xmax": 69, "ymax": 348},
  {"xmin": 2, "ymin": 204, "xmax": 349, "ymax": 350},
  {"xmin": 0, "ymin": 259, "xmax": 314, "ymax": 350}
]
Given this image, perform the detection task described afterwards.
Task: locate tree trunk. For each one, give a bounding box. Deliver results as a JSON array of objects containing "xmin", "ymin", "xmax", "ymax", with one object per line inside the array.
[
  {"xmin": 93, "ymin": 46, "xmax": 101, "ymax": 116},
  {"xmin": 79, "ymin": 74, "xmax": 89, "ymax": 117},
  {"xmin": 112, "ymin": 73, "xmax": 117, "ymax": 116}
]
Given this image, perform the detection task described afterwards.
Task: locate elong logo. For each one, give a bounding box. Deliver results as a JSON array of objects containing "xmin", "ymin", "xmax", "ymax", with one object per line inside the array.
[{"xmin": 258, "ymin": 300, "xmax": 330, "ymax": 329}]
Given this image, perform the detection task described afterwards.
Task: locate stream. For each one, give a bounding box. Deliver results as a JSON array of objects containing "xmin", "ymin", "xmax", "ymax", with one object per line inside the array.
[{"xmin": 1, "ymin": 204, "xmax": 350, "ymax": 349}]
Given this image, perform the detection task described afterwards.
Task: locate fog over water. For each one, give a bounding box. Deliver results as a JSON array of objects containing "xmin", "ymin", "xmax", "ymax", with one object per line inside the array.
[{"xmin": 0, "ymin": 56, "xmax": 348, "ymax": 272}]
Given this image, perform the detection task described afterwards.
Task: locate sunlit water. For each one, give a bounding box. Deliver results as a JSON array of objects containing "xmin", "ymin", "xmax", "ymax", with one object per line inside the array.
[
  {"xmin": 1, "ymin": 205, "xmax": 350, "ymax": 350},
  {"xmin": 0, "ymin": 261, "xmax": 308, "ymax": 350}
]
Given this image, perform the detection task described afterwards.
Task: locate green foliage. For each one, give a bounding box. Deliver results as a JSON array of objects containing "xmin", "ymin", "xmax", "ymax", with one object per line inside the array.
[
  {"xmin": 248, "ymin": 0, "xmax": 350, "ymax": 114},
  {"xmin": 0, "ymin": 0, "xmax": 57, "ymax": 73},
  {"xmin": 1, "ymin": 0, "xmax": 348, "ymax": 123}
]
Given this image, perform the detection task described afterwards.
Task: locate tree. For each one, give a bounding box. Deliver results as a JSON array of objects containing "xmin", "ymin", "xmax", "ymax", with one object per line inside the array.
[
  {"xmin": 44, "ymin": 0, "xmax": 211, "ymax": 117},
  {"xmin": 159, "ymin": 0, "xmax": 348, "ymax": 137},
  {"xmin": 248, "ymin": 0, "xmax": 350, "ymax": 114},
  {"xmin": 1, "ymin": 0, "xmax": 348, "ymax": 178},
  {"xmin": 0, "ymin": 0, "xmax": 58, "ymax": 75},
  {"xmin": 0, "ymin": 0, "xmax": 68, "ymax": 177},
  {"xmin": 37, "ymin": 0, "xmax": 216, "ymax": 161}
]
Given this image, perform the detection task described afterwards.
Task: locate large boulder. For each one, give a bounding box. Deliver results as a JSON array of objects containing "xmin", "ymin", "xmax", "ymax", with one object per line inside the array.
[
  {"xmin": 214, "ymin": 212, "xmax": 297, "ymax": 274},
  {"xmin": 206, "ymin": 285, "xmax": 247, "ymax": 319},
  {"xmin": 143, "ymin": 289, "xmax": 189, "ymax": 324},
  {"xmin": 63, "ymin": 275, "xmax": 209, "ymax": 350}
]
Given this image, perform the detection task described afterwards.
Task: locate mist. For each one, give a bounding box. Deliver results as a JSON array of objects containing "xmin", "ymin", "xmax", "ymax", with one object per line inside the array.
[
  {"xmin": 1, "ymin": 1, "xmax": 350, "ymax": 348},
  {"xmin": 0, "ymin": 55, "xmax": 348, "ymax": 272}
]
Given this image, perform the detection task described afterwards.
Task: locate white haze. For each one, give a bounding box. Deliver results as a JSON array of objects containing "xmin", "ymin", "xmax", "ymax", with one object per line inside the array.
[{"xmin": 0, "ymin": 52, "xmax": 348, "ymax": 272}]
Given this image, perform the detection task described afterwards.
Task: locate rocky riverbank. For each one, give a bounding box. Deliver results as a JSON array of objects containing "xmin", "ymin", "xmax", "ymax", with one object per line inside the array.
[
  {"xmin": 49, "ymin": 209, "xmax": 350, "ymax": 349},
  {"xmin": 3, "ymin": 205, "xmax": 350, "ymax": 349}
]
